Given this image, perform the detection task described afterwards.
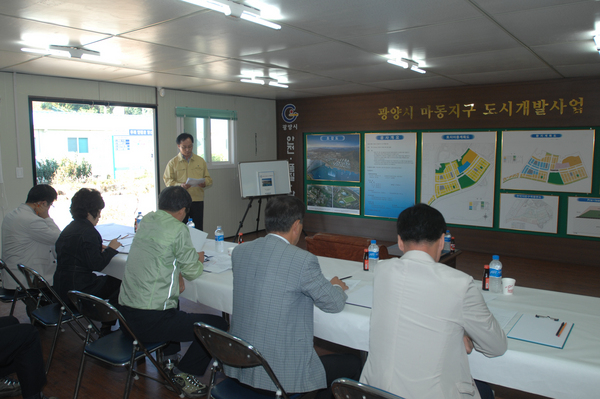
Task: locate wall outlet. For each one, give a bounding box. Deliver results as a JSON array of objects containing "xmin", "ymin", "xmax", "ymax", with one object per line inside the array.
[{"xmin": 16, "ymin": 167, "xmax": 23, "ymax": 178}]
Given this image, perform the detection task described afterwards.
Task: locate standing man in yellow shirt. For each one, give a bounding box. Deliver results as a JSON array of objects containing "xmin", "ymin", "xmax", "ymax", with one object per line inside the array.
[{"xmin": 163, "ymin": 133, "xmax": 213, "ymax": 230}]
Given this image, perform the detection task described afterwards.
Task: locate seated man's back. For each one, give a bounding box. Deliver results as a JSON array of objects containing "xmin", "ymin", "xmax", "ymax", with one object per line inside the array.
[
  {"xmin": 226, "ymin": 196, "xmax": 360, "ymax": 399},
  {"xmin": 360, "ymin": 204, "xmax": 507, "ymax": 399},
  {"xmin": 227, "ymin": 234, "xmax": 345, "ymax": 392}
]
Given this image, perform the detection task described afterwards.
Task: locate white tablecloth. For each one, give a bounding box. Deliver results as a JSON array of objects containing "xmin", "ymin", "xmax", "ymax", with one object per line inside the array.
[{"xmin": 103, "ymin": 241, "xmax": 600, "ymax": 399}]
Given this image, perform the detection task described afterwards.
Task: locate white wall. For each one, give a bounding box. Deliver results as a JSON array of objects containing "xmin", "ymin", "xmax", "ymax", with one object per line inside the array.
[{"xmin": 0, "ymin": 71, "xmax": 277, "ymax": 243}]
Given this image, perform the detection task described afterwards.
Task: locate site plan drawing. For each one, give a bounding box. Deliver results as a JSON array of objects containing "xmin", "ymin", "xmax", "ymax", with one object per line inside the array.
[
  {"xmin": 567, "ymin": 197, "xmax": 600, "ymax": 238},
  {"xmin": 499, "ymin": 193, "xmax": 559, "ymax": 233},
  {"xmin": 501, "ymin": 130, "xmax": 594, "ymax": 193},
  {"xmin": 421, "ymin": 131, "xmax": 496, "ymax": 227}
]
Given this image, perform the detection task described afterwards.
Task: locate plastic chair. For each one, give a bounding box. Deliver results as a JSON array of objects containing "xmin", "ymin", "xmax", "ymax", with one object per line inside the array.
[
  {"xmin": 67, "ymin": 290, "xmax": 183, "ymax": 399},
  {"xmin": 194, "ymin": 322, "xmax": 302, "ymax": 399},
  {"xmin": 331, "ymin": 378, "xmax": 404, "ymax": 399},
  {"xmin": 17, "ymin": 264, "xmax": 89, "ymax": 375},
  {"xmin": 0, "ymin": 259, "xmax": 34, "ymax": 316}
]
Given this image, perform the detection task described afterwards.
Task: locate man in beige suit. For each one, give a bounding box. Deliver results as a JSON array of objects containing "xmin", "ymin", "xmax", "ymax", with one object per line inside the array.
[{"xmin": 360, "ymin": 204, "xmax": 507, "ymax": 399}]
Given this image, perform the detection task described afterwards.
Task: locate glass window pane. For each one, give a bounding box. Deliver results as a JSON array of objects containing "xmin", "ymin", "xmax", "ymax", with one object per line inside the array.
[
  {"xmin": 78, "ymin": 138, "xmax": 89, "ymax": 153},
  {"xmin": 67, "ymin": 137, "xmax": 77, "ymax": 152},
  {"xmin": 195, "ymin": 118, "xmax": 206, "ymax": 159},
  {"xmin": 211, "ymin": 119, "xmax": 229, "ymax": 162}
]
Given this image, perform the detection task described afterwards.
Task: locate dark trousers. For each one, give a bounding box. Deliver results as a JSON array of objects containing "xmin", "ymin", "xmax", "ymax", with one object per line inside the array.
[
  {"xmin": 184, "ymin": 201, "xmax": 204, "ymax": 231},
  {"xmin": 475, "ymin": 379, "xmax": 495, "ymax": 399},
  {"xmin": 118, "ymin": 306, "xmax": 228, "ymax": 376},
  {"xmin": 0, "ymin": 316, "xmax": 46, "ymax": 397},
  {"xmin": 316, "ymin": 353, "xmax": 363, "ymax": 399}
]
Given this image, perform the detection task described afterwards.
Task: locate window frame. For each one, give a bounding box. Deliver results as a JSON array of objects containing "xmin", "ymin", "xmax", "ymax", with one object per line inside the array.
[{"xmin": 176, "ymin": 114, "xmax": 236, "ymax": 169}]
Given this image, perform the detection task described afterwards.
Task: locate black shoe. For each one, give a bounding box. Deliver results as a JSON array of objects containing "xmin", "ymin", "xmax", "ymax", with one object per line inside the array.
[
  {"xmin": 168, "ymin": 369, "xmax": 208, "ymax": 398},
  {"xmin": 0, "ymin": 377, "xmax": 21, "ymax": 398}
]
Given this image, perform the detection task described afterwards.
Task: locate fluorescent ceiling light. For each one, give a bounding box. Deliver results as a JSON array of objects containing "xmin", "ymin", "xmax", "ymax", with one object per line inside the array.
[
  {"xmin": 268, "ymin": 81, "xmax": 288, "ymax": 88},
  {"xmin": 387, "ymin": 59, "xmax": 409, "ymax": 68},
  {"xmin": 181, "ymin": 0, "xmax": 231, "ymax": 15},
  {"xmin": 181, "ymin": 0, "xmax": 281, "ymax": 29},
  {"xmin": 241, "ymin": 76, "xmax": 288, "ymax": 88},
  {"xmin": 388, "ymin": 57, "xmax": 426, "ymax": 74},
  {"xmin": 240, "ymin": 11, "xmax": 281, "ymax": 30},
  {"xmin": 594, "ymin": 35, "xmax": 600, "ymax": 49},
  {"xmin": 241, "ymin": 78, "xmax": 265, "ymax": 85}
]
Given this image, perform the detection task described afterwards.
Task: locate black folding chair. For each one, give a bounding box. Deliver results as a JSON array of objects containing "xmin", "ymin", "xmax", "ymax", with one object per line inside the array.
[
  {"xmin": 0, "ymin": 259, "xmax": 40, "ymax": 316},
  {"xmin": 331, "ymin": 378, "xmax": 404, "ymax": 399},
  {"xmin": 67, "ymin": 290, "xmax": 183, "ymax": 399},
  {"xmin": 194, "ymin": 322, "xmax": 302, "ymax": 399},
  {"xmin": 0, "ymin": 259, "xmax": 35, "ymax": 316},
  {"xmin": 17, "ymin": 264, "xmax": 90, "ymax": 375}
]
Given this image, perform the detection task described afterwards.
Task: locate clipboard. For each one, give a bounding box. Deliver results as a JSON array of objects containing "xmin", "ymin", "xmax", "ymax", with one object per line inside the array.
[{"xmin": 507, "ymin": 313, "xmax": 573, "ymax": 349}]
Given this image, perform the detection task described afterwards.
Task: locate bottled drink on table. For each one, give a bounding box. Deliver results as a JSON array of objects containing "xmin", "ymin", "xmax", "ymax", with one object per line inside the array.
[
  {"xmin": 482, "ymin": 264, "xmax": 490, "ymax": 291},
  {"xmin": 450, "ymin": 236, "xmax": 456, "ymax": 253},
  {"xmin": 215, "ymin": 226, "xmax": 224, "ymax": 253},
  {"xmin": 237, "ymin": 233, "xmax": 244, "ymax": 244},
  {"xmin": 134, "ymin": 212, "xmax": 142, "ymax": 233},
  {"xmin": 368, "ymin": 240, "xmax": 379, "ymax": 272},
  {"xmin": 444, "ymin": 230, "xmax": 451, "ymax": 252},
  {"xmin": 186, "ymin": 218, "xmax": 195, "ymax": 229},
  {"xmin": 363, "ymin": 248, "xmax": 369, "ymax": 271},
  {"xmin": 489, "ymin": 255, "xmax": 503, "ymax": 293}
]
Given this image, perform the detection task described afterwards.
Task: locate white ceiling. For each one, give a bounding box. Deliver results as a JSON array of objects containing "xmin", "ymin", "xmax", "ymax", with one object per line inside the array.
[{"xmin": 1, "ymin": 0, "xmax": 599, "ymax": 100}]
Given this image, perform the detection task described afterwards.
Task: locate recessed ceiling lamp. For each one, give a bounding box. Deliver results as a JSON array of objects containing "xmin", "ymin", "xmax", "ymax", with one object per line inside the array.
[
  {"xmin": 240, "ymin": 76, "xmax": 288, "ymax": 88},
  {"xmin": 21, "ymin": 45, "xmax": 121, "ymax": 64},
  {"xmin": 387, "ymin": 57, "xmax": 426, "ymax": 74},
  {"xmin": 181, "ymin": 0, "xmax": 281, "ymax": 30}
]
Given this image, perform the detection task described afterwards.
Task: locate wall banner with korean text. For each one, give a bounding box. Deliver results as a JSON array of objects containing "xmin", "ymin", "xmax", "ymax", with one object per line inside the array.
[{"xmin": 364, "ymin": 132, "xmax": 416, "ymax": 218}]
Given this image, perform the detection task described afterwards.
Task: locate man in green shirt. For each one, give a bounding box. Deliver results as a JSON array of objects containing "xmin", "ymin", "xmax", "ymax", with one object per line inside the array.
[{"xmin": 118, "ymin": 186, "xmax": 227, "ymax": 398}]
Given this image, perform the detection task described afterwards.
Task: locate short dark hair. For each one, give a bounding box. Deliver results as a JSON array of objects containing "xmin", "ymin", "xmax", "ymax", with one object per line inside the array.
[
  {"xmin": 26, "ymin": 184, "xmax": 57, "ymax": 204},
  {"xmin": 158, "ymin": 186, "xmax": 192, "ymax": 213},
  {"xmin": 70, "ymin": 188, "xmax": 105, "ymax": 219},
  {"xmin": 264, "ymin": 196, "xmax": 305, "ymax": 234},
  {"xmin": 176, "ymin": 133, "xmax": 194, "ymax": 145},
  {"xmin": 396, "ymin": 203, "xmax": 446, "ymax": 244}
]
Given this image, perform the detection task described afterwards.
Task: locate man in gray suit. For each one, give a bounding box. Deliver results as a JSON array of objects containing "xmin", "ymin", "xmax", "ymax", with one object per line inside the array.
[
  {"xmin": 360, "ymin": 204, "xmax": 507, "ymax": 399},
  {"xmin": 226, "ymin": 196, "xmax": 362, "ymax": 399}
]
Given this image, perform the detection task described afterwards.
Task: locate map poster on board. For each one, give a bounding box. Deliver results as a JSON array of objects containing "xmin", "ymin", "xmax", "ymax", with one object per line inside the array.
[
  {"xmin": 420, "ymin": 131, "xmax": 496, "ymax": 227},
  {"xmin": 501, "ymin": 130, "xmax": 594, "ymax": 193},
  {"xmin": 499, "ymin": 193, "xmax": 559, "ymax": 234},
  {"xmin": 306, "ymin": 133, "xmax": 361, "ymax": 182},
  {"xmin": 567, "ymin": 197, "xmax": 600, "ymax": 238},
  {"xmin": 364, "ymin": 132, "xmax": 416, "ymax": 218},
  {"xmin": 306, "ymin": 185, "xmax": 360, "ymax": 215}
]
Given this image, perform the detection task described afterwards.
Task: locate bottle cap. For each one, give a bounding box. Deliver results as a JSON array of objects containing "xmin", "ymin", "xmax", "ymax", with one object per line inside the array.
[
  {"xmin": 484, "ymin": 264, "xmax": 489, "ymax": 269},
  {"xmin": 492, "ymin": 255, "xmax": 499, "ymax": 260},
  {"xmin": 370, "ymin": 239, "xmax": 376, "ymax": 244}
]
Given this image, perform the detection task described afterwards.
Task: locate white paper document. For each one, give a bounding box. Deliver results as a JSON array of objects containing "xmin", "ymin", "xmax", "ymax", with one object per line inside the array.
[
  {"xmin": 96, "ymin": 223, "xmax": 135, "ymax": 253},
  {"xmin": 507, "ymin": 313, "xmax": 574, "ymax": 349},
  {"xmin": 345, "ymin": 285, "xmax": 373, "ymax": 308},
  {"xmin": 186, "ymin": 177, "xmax": 205, "ymax": 186},
  {"xmin": 188, "ymin": 227, "xmax": 208, "ymax": 251}
]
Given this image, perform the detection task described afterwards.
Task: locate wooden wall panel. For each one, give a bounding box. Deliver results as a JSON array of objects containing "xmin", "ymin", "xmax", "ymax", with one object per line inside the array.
[{"xmin": 277, "ymin": 78, "xmax": 600, "ymax": 266}]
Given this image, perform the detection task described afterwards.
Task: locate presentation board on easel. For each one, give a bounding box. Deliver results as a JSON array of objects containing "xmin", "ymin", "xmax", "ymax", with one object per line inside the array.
[{"xmin": 239, "ymin": 160, "xmax": 291, "ymax": 198}]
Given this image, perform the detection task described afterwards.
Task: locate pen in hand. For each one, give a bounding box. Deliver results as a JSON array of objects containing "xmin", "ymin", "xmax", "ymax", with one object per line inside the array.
[{"xmin": 340, "ymin": 276, "xmax": 352, "ymax": 281}]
